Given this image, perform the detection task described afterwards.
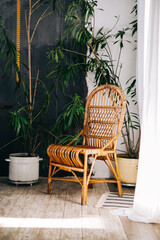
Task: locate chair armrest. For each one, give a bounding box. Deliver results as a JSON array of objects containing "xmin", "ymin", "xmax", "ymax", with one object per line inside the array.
[{"xmin": 67, "ymin": 130, "xmax": 84, "ymax": 146}]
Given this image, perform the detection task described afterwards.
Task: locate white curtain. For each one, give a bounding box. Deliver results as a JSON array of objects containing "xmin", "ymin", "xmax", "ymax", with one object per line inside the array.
[
  {"xmin": 112, "ymin": 0, "xmax": 160, "ymax": 223},
  {"xmin": 126, "ymin": 0, "xmax": 160, "ymax": 223}
]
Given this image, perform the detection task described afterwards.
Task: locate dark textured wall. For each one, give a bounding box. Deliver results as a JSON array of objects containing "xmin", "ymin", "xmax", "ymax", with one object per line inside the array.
[{"xmin": 0, "ymin": 0, "xmax": 87, "ymax": 176}]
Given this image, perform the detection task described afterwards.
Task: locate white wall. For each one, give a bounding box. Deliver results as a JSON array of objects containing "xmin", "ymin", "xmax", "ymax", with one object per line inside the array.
[
  {"xmin": 86, "ymin": 0, "xmax": 137, "ymax": 94},
  {"xmin": 86, "ymin": 0, "xmax": 137, "ymax": 178}
]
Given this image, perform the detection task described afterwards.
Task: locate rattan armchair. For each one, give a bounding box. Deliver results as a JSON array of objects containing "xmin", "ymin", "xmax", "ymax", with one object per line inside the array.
[{"xmin": 47, "ymin": 84, "xmax": 126, "ymax": 205}]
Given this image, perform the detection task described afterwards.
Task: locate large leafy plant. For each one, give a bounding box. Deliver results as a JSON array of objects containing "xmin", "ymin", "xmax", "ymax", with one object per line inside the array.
[{"xmin": 48, "ymin": 0, "xmax": 140, "ymax": 158}]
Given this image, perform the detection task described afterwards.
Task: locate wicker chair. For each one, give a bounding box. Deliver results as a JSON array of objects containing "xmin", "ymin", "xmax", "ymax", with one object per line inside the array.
[{"xmin": 47, "ymin": 84, "xmax": 126, "ymax": 205}]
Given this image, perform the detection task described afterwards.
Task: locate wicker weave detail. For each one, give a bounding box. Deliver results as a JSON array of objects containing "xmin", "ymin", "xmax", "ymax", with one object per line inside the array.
[
  {"xmin": 84, "ymin": 89, "xmax": 123, "ymax": 148},
  {"xmin": 47, "ymin": 144, "xmax": 84, "ymax": 168}
]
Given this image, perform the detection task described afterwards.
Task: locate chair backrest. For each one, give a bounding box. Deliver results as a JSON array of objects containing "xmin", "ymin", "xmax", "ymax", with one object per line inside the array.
[{"xmin": 83, "ymin": 84, "xmax": 126, "ymax": 149}]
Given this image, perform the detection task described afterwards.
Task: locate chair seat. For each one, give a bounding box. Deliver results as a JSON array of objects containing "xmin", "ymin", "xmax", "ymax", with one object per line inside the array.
[
  {"xmin": 48, "ymin": 144, "xmax": 115, "ymax": 156},
  {"xmin": 75, "ymin": 145, "xmax": 115, "ymax": 155}
]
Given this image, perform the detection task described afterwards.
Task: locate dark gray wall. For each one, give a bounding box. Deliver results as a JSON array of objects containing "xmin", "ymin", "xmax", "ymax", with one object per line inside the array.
[{"xmin": 0, "ymin": 0, "xmax": 87, "ymax": 176}]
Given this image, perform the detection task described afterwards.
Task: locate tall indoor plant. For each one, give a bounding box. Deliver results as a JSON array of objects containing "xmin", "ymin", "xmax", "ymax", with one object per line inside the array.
[
  {"xmin": 48, "ymin": 0, "xmax": 140, "ymax": 183},
  {"xmin": 117, "ymin": 0, "xmax": 138, "ymax": 185},
  {"xmin": 4, "ymin": 0, "xmax": 54, "ymax": 184}
]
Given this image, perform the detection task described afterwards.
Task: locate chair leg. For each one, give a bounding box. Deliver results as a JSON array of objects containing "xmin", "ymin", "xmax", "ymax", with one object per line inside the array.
[
  {"xmin": 47, "ymin": 160, "xmax": 52, "ymax": 194},
  {"xmin": 47, "ymin": 181, "xmax": 51, "ymax": 194},
  {"xmin": 81, "ymin": 154, "xmax": 88, "ymax": 205},
  {"xmin": 81, "ymin": 186, "xmax": 87, "ymax": 205},
  {"xmin": 114, "ymin": 153, "xmax": 123, "ymax": 197},
  {"xmin": 117, "ymin": 180, "xmax": 123, "ymax": 197}
]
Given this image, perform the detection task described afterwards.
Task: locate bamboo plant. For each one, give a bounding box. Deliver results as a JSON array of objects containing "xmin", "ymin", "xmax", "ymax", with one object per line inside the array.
[
  {"xmin": 47, "ymin": 0, "xmax": 140, "ymax": 158},
  {"xmin": 8, "ymin": 0, "xmax": 54, "ymax": 155}
]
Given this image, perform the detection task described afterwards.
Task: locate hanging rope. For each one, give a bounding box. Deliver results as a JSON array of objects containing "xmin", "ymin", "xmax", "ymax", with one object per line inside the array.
[{"xmin": 16, "ymin": 0, "xmax": 21, "ymax": 83}]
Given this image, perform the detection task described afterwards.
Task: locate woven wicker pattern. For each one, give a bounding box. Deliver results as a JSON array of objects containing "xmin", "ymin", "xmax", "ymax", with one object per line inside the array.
[
  {"xmin": 47, "ymin": 84, "xmax": 126, "ymax": 205},
  {"xmin": 84, "ymin": 87, "xmax": 124, "ymax": 148}
]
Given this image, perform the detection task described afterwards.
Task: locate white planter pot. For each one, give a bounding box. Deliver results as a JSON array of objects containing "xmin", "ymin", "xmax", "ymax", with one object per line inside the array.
[
  {"xmin": 5, "ymin": 153, "xmax": 43, "ymax": 184},
  {"xmin": 117, "ymin": 156, "xmax": 138, "ymax": 185},
  {"xmin": 88, "ymin": 157, "xmax": 114, "ymax": 178}
]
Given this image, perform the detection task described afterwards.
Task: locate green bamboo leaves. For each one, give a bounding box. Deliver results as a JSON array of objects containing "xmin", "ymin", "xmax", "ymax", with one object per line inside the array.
[
  {"xmin": 53, "ymin": 94, "xmax": 84, "ymax": 133},
  {"xmin": 9, "ymin": 107, "xmax": 29, "ymax": 137},
  {"xmin": 0, "ymin": 17, "xmax": 20, "ymax": 81}
]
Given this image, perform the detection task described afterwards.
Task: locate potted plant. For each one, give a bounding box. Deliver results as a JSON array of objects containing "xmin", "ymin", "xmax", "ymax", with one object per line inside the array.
[
  {"xmin": 3, "ymin": 0, "xmax": 54, "ymax": 184},
  {"xmin": 117, "ymin": 75, "xmax": 139, "ymax": 185},
  {"xmin": 47, "ymin": 0, "xmax": 140, "ymax": 184},
  {"xmin": 116, "ymin": 1, "xmax": 139, "ymax": 185}
]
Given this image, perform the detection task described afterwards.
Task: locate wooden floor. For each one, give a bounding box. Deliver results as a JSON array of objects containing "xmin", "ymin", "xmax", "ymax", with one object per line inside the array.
[{"xmin": 0, "ymin": 178, "xmax": 160, "ymax": 240}]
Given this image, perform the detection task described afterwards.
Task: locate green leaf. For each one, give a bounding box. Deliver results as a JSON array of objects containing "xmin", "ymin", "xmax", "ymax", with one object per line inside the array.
[
  {"xmin": 55, "ymin": 51, "xmax": 58, "ymax": 63},
  {"xmin": 120, "ymin": 41, "xmax": 123, "ymax": 48}
]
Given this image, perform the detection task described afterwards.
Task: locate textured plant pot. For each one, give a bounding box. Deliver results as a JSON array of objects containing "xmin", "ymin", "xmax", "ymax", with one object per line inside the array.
[
  {"xmin": 117, "ymin": 155, "xmax": 138, "ymax": 184},
  {"xmin": 5, "ymin": 153, "xmax": 43, "ymax": 184}
]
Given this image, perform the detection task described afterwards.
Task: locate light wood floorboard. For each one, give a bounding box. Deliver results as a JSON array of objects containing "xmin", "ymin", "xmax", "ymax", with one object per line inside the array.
[{"xmin": 0, "ymin": 177, "xmax": 159, "ymax": 240}]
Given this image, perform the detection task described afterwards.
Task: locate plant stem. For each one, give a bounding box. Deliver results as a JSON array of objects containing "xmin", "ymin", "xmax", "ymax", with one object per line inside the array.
[
  {"xmin": 32, "ymin": 141, "xmax": 41, "ymax": 153},
  {"xmin": 28, "ymin": 0, "xmax": 32, "ymax": 108},
  {"xmin": 121, "ymin": 128, "xmax": 129, "ymax": 154},
  {"xmin": 75, "ymin": 13, "xmax": 108, "ymax": 83},
  {"xmin": 62, "ymin": 48, "xmax": 91, "ymax": 59},
  {"xmin": 27, "ymin": 0, "xmax": 33, "ymax": 154},
  {"xmin": 0, "ymin": 136, "xmax": 22, "ymax": 150},
  {"xmin": 114, "ymin": 45, "xmax": 122, "ymax": 81},
  {"xmin": 32, "ymin": 69, "xmax": 39, "ymax": 110},
  {"xmin": 31, "ymin": 0, "xmax": 41, "ymax": 9},
  {"xmin": 135, "ymin": 130, "xmax": 140, "ymax": 157},
  {"xmin": 30, "ymin": 6, "xmax": 50, "ymax": 42},
  {"xmin": 44, "ymin": 129, "xmax": 61, "ymax": 141}
]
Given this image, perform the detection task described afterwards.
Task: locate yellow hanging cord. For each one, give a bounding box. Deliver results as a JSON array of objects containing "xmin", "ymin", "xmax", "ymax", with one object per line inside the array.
[{"xmin": 16, "ymin": 0, "xmax": 21, "ymax": 83}]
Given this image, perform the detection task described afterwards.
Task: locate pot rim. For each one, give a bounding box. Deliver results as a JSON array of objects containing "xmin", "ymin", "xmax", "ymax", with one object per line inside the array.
[
  {"xmin": 9, "ymin": 153, "xmax": 39, "ymax": 158},
  {"xmin": 117, "ymin": 154, "xmax": 139, "ymax": 160}
]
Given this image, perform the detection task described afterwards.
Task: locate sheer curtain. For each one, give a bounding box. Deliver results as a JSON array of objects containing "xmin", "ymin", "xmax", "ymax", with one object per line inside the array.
[
  {"xmin": 112, "ymin": 0, "xmax": 160, "ymax": 223},
  {"xmin": 126, "ymin": 0, "xmax": 160, "ymax": 223}
]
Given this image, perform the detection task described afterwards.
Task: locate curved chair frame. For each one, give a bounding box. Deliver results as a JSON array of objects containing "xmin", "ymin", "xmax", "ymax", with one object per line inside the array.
[{"xmin": 47, "ymin": 84, "xmax": 126, "ymax": 205}]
